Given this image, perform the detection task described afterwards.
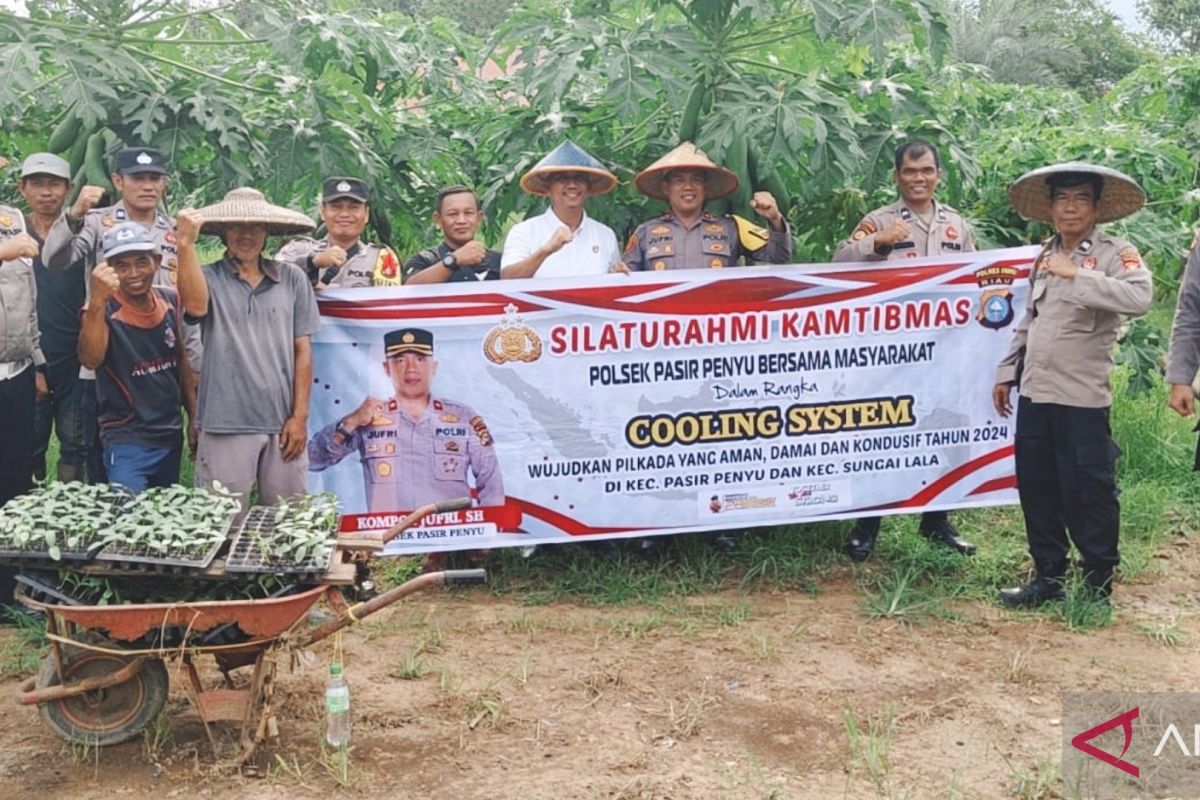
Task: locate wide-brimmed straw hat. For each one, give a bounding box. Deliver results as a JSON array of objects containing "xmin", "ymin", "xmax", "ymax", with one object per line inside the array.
[
  {"xmin": 1008, "ymin": 162, "xmax": 1145, "ymax": 224},
  {"xmin": 519, "ymin": 140, "xmax": 618, "ymax": 196},
  {"xmin": 634, "ymin": 142, "xmax": 740, "ymax": 202},
  {"xmin": 196, "ymin": 187, "xmax": 315, "ymax": 235}
]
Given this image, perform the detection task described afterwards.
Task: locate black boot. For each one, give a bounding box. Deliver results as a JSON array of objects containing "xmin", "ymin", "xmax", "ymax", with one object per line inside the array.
[
  {"xmin": 845, "ymin": 517, "xmax": 881, "ymax": 562},
  {"xmin": 918, "ymin": 514, "xmax": 976, "ymax": 556},
  {"xmin": 1081, "ymin": 565, "xmax": 1114, "ymax": 605},
  {"xmin": 999, "ymin": 561, "xmax": 1067, "ymax": 608}
]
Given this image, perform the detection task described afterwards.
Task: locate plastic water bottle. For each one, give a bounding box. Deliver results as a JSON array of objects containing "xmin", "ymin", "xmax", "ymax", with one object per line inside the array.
[{"xmin": 324, "ymin": 662, "xmax": 351, "ymax": 748}]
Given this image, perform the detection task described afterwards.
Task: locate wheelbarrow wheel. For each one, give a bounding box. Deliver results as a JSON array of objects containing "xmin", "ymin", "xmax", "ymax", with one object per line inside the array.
[{"xmin": 35, "ymin": 642, "xmax": 169, "ymax": 746}]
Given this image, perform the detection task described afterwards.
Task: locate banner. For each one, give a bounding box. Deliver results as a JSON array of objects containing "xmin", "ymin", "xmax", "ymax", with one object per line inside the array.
[{"xmin": 307, "ymin": 246, "xmax": 1036, "ymax": 554}]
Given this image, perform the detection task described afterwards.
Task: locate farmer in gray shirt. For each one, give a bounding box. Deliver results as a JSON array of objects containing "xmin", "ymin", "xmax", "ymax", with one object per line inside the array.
[{"xmin": 174, "ymin": 188, "xmax": 319, "ymax": 509}]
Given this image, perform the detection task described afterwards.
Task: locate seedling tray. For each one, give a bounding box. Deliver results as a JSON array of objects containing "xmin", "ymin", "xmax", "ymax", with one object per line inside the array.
[
  {"xmin": 0, "ymin": 486, "xmax": 134, "ymax": 564},
  {"xmin": 224, "ymin": 506, "xmax": 337, "ymax": 578},
  {"xmin": 94, "ymin": 511, "xmax": 238, "ymax": 573}
]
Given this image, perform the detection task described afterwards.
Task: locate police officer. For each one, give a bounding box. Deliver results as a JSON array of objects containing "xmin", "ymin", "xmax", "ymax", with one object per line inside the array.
[
  {"xmin": 833, "ymin": 139, "xmax": 977, "ymax": 562},
  {"xmin": 277, "ymin": 177, "xmax": 402, "ymax": 289},
  {"xmin": 402, "ymin": 186, "xmax": 502, "ymax": 284},
  {"xmin": 308, "ymin": 328, "xmax": 504, "ymax": 512},
  {"xmin": 613, "ymin": 141, "xmax": 791, "ymax": 272},
  {"xmin": 40, "ymin": 146, "xmax": 197, "ymax": 478},
  {"xmin": 834, "ymin": 139, "xmax": 975, "ymax": 263},
  {"xmin": 1166, "ymin": 234, "xmax": 1200, "ymax": 431},
  {"xmin": 42, "ymin": 147, "xmax": 181, "ymax": 288},
  {"xmin": 0, "ymin": 202, "xmax": 43, "ymax": 611},
  {"xmin": 994, "ymin": 162, "xmax": 1151, "ymax": 607}
]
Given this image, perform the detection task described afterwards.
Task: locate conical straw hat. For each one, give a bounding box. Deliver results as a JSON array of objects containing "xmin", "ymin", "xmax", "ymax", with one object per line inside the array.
[
  {"xmin": 1008, "ymin": 162, "xmax": 1145, "ymax": 224},
  {"xmin": 196, "ymin": 187, "xmax": 316, "ymax": 235},
  {"xmin": 519, "ymin": 140, "xmax": 618, "ymax": 196},
  {"xmin": 634, "ymin": 142, "xmax": 740, "ymax": 201}
]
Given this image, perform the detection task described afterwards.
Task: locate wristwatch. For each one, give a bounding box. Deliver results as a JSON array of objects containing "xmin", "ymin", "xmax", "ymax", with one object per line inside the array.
[
  {"xmin": 335, "ymin": 418, "xmax": 354, "ymax": 443},
  {"xmin": 441, "ymin": 253, "xmax": 457, "ymax": 269}
]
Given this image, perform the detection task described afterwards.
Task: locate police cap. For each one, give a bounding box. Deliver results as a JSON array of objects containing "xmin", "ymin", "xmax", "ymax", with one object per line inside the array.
[
  {"xmin": 323, "ymin": 177, "xmax": 370, "ymax": 204},
  {"xmin": 115, "ymin": 147, "xmax": 168, "ymax": 176},
  {"xmin": 384, "ymin": 328, "xmax": 433, "ymax": 358}
]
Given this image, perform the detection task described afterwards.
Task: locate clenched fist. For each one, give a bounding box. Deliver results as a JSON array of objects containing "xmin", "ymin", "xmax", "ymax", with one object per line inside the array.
[
  {"xmin": 71, "ymin": 185, "xmax": 106, "ymax": 220},
  {"xmin": 0, "ymin": 232, "xmax": 39, "ymax": 262},
  {"xmin": 90, "ymin": 263, "xmax": 121, "ymax": 304}
]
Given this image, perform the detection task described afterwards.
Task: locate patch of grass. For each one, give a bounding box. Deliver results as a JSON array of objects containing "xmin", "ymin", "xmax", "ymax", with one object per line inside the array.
[
  {"xmin": 610, "ymin": 612, "xmax": 665, "ymax": 639},
  {"xmin": 1137, "ymin": 614, "xmax": 1189, "ymax": 647},
  {"xmin": 843, "ymin": 705, "xmax": 896, "ymax": 799},
  {"xmin": 465, "ymin": 691, "xmax": 506, "ymax": 729},
  {"xmin": 368, "ymin": 555, "xmax": 423, "ymax": 592},
  {"xmin": 388, "ymin": 647, "xmax": 426, "ymax": 680},
  {"xmin": 0, "ymin": 608, "xmax": 47, "ymax": 678},
  {"xmin": 1000, "ymin": 749, "xmax": 1061, "ymax": 800}
]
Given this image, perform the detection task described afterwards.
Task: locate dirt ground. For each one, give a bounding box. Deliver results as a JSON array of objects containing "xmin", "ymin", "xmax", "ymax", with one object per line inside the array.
[{"xmin": 2, "ymin": 541, "xmax": 1199, "ymax": 800}]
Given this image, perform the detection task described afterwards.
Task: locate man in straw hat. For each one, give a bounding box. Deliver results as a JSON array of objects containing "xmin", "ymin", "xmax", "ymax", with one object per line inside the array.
[
  {"xmin": 834, "ymin": 139, "xmax": 977, "ymax": 563},
  {"xmin": 994, "ymin": 162, "xmax": 1152, "ymax": 607},
  {"xmin": 174, "ymin": 188, "xmax": 320, "ymax": 509},
  {"xmin": 500, "ymin": 140, "xmax": 621, "ymax": 279},
  {"xmin": 612, "ymin": 141, "xmax": 790, "ymax": 273}
]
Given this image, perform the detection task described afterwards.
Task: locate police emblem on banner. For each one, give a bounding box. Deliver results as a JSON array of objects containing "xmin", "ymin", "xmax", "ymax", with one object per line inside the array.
[
  {"xmin": 483, "ymin": 303, "xmax": 542, "ymax": 364},
  {"xmin": 973, "ymin": 264, "xmax": 1019, "ymax": 330}
]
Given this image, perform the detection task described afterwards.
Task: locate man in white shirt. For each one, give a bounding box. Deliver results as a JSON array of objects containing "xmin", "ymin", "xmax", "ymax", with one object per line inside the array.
[{"xmin": 501, "ymin": 140, "xmax": 620, "ymax": 279}]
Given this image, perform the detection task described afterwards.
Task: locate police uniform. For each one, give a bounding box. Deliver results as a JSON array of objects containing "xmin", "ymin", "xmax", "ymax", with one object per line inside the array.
[
  {"xmin": 308, "ymin": 328, "xmax": 504, "ymax": 512},
  {"xmin": 622, "ymin": 211, "xmax": 792, "ymax": 271},
  {"xmin": 39, "ymin": 148, "xmax": 196, "ymax": 482},
  {"xmin": 277, "ymin": 236, "xmax": 402, "ymax": 288},
  {"xmin": 0, "ymin": 205, "xmax": 44, "ymax": 501},
  {"xmin": 277, "ymin": 177, "xmax": 401, "ymax": 288},
  {"xmin": 996, "ymin": 231, "xmax": 1152, "ymax": 586},
  {"xmin": 833, "ymin": 199, "xmax": 974, "ymax": 262},
  {"xmin": 310, "ymin": 395, "xmax": 503, "ymax": 511},
  {"xmin": 834, "ymin": 199, "xmax": 976, "ymax": 559}
]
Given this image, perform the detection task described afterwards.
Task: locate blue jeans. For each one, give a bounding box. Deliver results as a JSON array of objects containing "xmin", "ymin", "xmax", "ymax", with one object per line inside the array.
[
  {"xmin": 32, "ymin": 361, "xmax": 87, "ymax": 481},
  {"xmin": 104, "ymin": 442, "xmax": 182, "ymax": 493}
]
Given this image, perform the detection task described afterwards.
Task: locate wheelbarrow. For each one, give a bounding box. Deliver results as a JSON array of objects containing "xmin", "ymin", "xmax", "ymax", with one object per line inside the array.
[{"xmin": 11, "ymin": 499, "xmax": 482, "ymax": 763}]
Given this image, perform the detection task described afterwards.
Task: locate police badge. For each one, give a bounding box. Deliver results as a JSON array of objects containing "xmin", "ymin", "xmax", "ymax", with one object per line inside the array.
[
  {"xmin": 483, "ymin": 303, "xmax": 543, "ymax": 365},
  {"xmin": 973, "ymin": 263, "xmax": 1019, "ymax": 330}
]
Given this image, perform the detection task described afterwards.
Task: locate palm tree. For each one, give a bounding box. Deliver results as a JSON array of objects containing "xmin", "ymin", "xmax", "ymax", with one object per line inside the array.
[{"xmin": 945, "ymin": 0, "xmax": 1081, "ymax": 85}]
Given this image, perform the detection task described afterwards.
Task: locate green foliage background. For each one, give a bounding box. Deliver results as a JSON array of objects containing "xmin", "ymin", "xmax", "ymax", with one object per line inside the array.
[{"xmin": 0, "ymin": 0, "xmax": 1194, "ymax": 287}]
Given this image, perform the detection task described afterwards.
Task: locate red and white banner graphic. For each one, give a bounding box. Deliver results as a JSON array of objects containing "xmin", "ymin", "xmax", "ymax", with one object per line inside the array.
[{"xmin": 307, "ymin": 246, "xmax": 1036, "ymax": 554}]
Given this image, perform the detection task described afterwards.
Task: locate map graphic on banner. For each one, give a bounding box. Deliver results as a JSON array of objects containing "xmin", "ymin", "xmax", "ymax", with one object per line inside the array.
[{"xmin": 306, "ymin": 246, "xmax": 1037, "ymax": 555}]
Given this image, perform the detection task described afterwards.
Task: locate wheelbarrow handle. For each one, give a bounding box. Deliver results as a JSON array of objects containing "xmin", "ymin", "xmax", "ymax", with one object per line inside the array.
[
  {"xmin": 302, "ymin": 568, "xmax": 487, "ymax": 647},
  {"xmin": 371, "ymin": 497, "xmax": 474, "ymax": 546},
  {"xmin": 442, "ymin": 569, "xmax": 487, "ymax": 587}
]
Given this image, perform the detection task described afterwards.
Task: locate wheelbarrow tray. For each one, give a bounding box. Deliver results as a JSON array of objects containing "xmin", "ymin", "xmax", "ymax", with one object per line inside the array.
[{"xmin": 21, "ymin": 584, "xmax": 328, "ymax": 643}]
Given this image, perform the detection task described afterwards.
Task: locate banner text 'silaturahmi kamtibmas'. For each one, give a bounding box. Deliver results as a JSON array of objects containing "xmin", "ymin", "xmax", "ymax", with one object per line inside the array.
[{"xmin": 306, "ymin": 246, "xmax": 1037, "ymax": 555}]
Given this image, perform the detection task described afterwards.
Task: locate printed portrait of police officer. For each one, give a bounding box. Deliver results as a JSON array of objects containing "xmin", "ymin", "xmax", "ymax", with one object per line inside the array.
[{"xmin": 308, "ymin": 328, "xmax": 504, "ymax": 512}]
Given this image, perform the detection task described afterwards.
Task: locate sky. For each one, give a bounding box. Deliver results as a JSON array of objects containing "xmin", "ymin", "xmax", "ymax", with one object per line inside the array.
[{"xmin": 1107, "ymin": 0, "xmax": 1146, "ymax": 31}]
